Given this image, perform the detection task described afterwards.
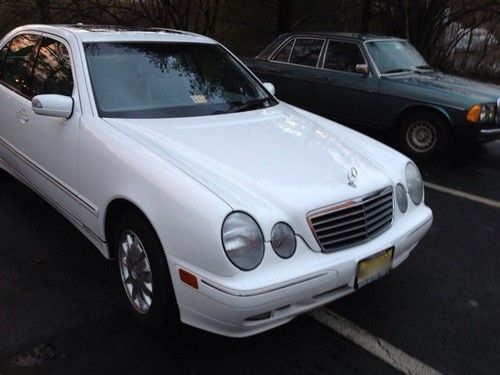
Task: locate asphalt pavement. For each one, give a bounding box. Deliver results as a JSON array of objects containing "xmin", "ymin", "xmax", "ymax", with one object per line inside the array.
[{"xmin": 0, "ymin": 141, "xmax": 499, "ymax": 375}]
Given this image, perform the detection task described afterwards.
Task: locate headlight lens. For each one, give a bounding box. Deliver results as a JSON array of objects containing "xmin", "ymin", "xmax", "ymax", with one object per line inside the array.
[
  {"xmin": 271, "ymin": 222, "xmax": 296, "ymax": 259},
  {"xmin": 395, "ymin": 183, "xmax": 408, "ymax": 213},
  {"xmin": 405, "ymin": 162, "xmax": 424, "ymax": 205},
  {"xmin": 222, "ymin": 212, "xmax": 264, "ymax": 271},
  {"xmin": 466, "ymin": 103, "xmax": 496, "ymax": 123}
]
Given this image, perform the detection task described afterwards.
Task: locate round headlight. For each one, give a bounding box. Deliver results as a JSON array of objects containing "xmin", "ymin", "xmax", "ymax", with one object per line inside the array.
[
  {"xmin": 271, "ymin": 222, "xmax": 296, "ymax": 259},
  {"xmin": 222, "ymin": 212, "xmax": 264, "ymax": 271},
  {"xmin": 405, "ymin": 162, "xmax": 423, "ymax": 204},
  {"xmin": 395, "ymin": 183, "xmax": 408, "ymax": 213}
]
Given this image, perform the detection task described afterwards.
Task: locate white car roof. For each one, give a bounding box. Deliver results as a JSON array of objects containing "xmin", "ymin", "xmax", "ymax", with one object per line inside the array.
[{"xmin": 11, "ymin": 24, "xmax": 216, "ymax": 44}]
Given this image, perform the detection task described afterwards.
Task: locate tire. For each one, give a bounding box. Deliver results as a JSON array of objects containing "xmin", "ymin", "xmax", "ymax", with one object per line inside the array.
[
  {"xmin": 396, "ymin": 111, "xmax": 452, "ymax": 160},
  {"xmin": 113, "ymin": 210, "xmax": 179, "ymax": 332}
]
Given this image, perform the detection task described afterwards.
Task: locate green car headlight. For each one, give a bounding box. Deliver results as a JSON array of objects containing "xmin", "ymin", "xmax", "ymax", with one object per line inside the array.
[{"xmin": 467, "ymin": 103, "xmax": 496, "ymax": 123}]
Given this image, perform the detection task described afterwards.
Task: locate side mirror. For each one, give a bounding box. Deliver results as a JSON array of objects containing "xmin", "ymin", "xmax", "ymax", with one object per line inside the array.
[
  {"xmin": 263, "ymin": 82, "xmax": 276, "ymax": 96},
  {"xmin": 32, "ymin": 94, "xmax": 73, "ymax": 119},
  {"xmin": 355, "ymin": 64, "xmax": 370, "ymax": 75}
]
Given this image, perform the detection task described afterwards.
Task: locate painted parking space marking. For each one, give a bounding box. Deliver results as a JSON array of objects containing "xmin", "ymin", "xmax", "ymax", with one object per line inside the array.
[
  {"xmin": 424, "ymin": 181, "xmax": 500, "ymax": 209},
  {"xmin": 310, "ymin": 308, "xmax": 442, "ymax": 375}
]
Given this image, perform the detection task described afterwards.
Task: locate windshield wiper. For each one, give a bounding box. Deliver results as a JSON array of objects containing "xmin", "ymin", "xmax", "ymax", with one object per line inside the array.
[
  {"xmin": 415, "ymin": 65, "xmax": 433, "ymax": 70},
  {"xmin": 230, "ymin": 97, "xmax": 272, "ymax": 113},
  {"xmin": 383, "ymin": 68, "xmax": 413, "ymax": 74}
]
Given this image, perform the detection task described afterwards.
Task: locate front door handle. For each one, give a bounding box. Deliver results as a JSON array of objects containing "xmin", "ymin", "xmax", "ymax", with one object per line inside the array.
[{"xmin": 16, "ymin": 108, "xmax": 29, "ymax": 123}]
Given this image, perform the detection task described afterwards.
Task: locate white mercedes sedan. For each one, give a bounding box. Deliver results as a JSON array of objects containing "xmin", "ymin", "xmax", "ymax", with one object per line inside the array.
[{"xmin": 0, "ymin": 24, "xmax": 432, "ymax": 337}]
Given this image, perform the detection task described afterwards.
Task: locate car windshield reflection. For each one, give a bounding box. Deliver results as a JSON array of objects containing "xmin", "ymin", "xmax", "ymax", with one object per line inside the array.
[
  {"xmin": 84, "ymin": 42, "xmax": 276, "ymax": 118},
  {"xmin": 366, "ymin": 40, "xmax": 429, "ymax": 74}
]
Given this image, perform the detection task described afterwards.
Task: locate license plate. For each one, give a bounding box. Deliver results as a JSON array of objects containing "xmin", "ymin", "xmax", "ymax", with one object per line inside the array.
[{"xmin": 355, "ymin": 247, "xmax": 394, "ymax": 288}]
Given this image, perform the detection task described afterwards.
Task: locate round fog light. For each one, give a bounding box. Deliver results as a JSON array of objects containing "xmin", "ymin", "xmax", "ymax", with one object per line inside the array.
[
  {"xmin": 395, "ymin": 184, "xmax": 408, "ymax": 213},
  {"xmin": 271, "ymin": 222, "xmax": 296, "ymax": 259}
]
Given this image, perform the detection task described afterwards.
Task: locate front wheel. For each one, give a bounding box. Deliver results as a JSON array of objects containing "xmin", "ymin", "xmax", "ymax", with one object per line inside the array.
[
  {"xmin": 114, "ymin": 211, "xmax": 179, "ymax": 331},
  {"xmin": 397, "ymin": 111, "xmax": 452, "ymax": 160}
]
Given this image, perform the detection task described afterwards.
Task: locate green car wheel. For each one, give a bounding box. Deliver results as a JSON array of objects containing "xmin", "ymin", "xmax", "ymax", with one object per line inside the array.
[{"xmin": 397, "ymin": 111, "xmax": 452, "ymax": 160}]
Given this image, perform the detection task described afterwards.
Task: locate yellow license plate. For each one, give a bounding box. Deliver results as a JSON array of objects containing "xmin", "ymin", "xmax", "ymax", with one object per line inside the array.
[{"xmin": 355, "ymin": 247, "xmax": 394, "ymax": 288}]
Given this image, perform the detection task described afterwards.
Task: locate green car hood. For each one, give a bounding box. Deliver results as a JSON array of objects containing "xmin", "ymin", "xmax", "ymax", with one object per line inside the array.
[{"xmin": 385, "ymin": 71, "xmax": 500, "ymax": 104}]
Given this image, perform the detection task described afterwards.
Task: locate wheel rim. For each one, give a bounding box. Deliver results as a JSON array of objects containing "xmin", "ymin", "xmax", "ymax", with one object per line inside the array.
[
  {"xmin": 118, "ymin": 230, "xmax": 153, "ymax": 314},
  {"xmin": 406, "ymin": 120, "xmax": 437, "ymax": 153}
]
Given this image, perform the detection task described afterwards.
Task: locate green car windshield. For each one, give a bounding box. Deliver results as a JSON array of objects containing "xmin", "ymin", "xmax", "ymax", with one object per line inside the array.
[{"xmin": 366, "ymin": 40, "xmax": 429, "ymax": 74}]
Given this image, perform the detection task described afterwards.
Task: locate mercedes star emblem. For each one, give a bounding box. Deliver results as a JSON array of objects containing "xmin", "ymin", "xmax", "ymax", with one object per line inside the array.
[{"xmin": 347, "ymin": 167, "xmax": 358, "ymax": 187}]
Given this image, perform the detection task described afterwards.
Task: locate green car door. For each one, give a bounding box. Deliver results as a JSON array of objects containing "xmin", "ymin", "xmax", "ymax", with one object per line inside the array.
[
  {"xmin": 252, "ymin": 37, "xmax": 327, "ymax": 112},
  {"xmin": 314, "ymin": 40, "xmax": 380, "ymax": 127}
]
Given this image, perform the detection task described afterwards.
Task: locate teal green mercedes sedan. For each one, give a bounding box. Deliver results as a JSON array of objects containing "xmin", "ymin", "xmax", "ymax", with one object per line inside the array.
[{"xmin": 243, "ymin": 32, "xmax": 500, "ymax": 159}]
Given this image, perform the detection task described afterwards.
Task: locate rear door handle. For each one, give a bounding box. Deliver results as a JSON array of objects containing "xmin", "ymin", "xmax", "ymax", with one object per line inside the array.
[{"xmin": 315, "ymin": 75, "xmax": 330, "ymax": 82}]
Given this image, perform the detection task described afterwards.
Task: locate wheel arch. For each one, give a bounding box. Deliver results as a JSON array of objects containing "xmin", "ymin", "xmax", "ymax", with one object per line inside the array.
[
  {"xmin": 392, "ymin": 104, "xmax": 454, "ymax": 134},
  {"xmin": 104, "ymin": 197, "xmax": 159, "ymax": 260}
]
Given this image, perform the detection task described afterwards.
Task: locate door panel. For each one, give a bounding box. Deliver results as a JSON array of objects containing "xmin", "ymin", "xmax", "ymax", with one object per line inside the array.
[
  {"xmin": 253, "ymin": 38, "xmax": 326, "ymax": 112},
  {"xmin": 315, "ymin": 40, "xmax": 381, "ymax": 127},
  {"xmin": 0, "ymin": 34, "xmax": 81, "ymax": 218},
  {"xmin": 252, "ymin": 39, "xmax": 295, "ymax": 94},
  {"xmin": 0, "ymin": 34, "xmax": 40, "ymax": 171},
  {"xmin": 273, "ymin": 63, "xmax": 325, "ymax": 111}
]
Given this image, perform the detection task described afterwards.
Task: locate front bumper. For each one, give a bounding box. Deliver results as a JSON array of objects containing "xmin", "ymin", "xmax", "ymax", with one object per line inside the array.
[
  {"xmin": 478, "ymin": 128, "xmax": 500, "ymax": 142},
  {"xmin": 168, "ymin": 204, "xmax": 433, "ymax": 337}
]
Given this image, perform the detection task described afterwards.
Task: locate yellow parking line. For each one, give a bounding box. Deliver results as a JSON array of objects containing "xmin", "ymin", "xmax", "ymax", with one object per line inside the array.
[
  {"xmin": 310, "ymin": 308, "xmax": 442, "ymax": 375},
  {"xmin": 424, "ymin": 182, "xmax": 500, "ymax": 209}
]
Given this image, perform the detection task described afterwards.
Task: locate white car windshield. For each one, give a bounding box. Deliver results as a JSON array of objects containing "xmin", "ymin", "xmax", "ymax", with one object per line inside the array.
[
  {"xmin": 84, "ymin": 42, "xmax": 276, "ymax": 118},
  {"xmin": 366, "ymin": 40, "xmax": 429, "ymax": 74}
]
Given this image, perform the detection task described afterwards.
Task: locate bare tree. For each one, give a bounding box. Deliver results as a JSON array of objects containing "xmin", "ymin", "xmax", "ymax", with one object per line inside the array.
[
  {"xmin": 34, "ymin": 0, "xmax": 53, "ymax": 23},
  {"xmin": 277, "ymin": 0, "xmax": 293, "ymax": 35},
  {"xmin": 360, "ymin": 0, "xmax": 373, "ymax": 33}
]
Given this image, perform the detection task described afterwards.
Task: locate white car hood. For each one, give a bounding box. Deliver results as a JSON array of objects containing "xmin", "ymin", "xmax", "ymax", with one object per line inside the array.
[{"xmin": 104, "ymin": 103, "xmax": 402, "ymax": 247}]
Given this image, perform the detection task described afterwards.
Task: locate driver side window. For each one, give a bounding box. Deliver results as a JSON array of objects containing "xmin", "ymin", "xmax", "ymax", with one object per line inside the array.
[
  {"xmin": 31, "ymin": 37, "xmax": 73, "ymax": 97},
  {"xmin": 324, "ymin": 41, "xmax": 366, "ymax": 73},
  {"xmin": 0, "ymin": 34, "xmax": 40, "ymax": 96},
  {"xmin": 0, "ymin": 42, "xmax": 9, "ymax": 73}
]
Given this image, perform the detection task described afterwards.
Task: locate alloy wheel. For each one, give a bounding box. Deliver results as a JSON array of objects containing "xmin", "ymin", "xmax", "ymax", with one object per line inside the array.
[{"xmin": 118, "ymin": 230, "xmax": 154, "ymax": 314}]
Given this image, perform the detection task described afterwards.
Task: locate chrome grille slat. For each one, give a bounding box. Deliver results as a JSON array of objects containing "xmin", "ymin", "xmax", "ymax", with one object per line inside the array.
[
  {"xmin": 321, "ymin": 231, "xmax": 367, "ymax": 246},
  {"xmin": 366, "ymin": 210, "xmax": 392, "ymax": 228},
  {"xmin": 365, "ymin": 196, "xmax": 392, "ymax": 211},
  {"xmin": 308, "ymin": 187, "xmax": 394, "ymax": 252},
  {"xmin": 362, "ymin": 190, "xmax": 392, "ymax": 205},
  {"xmin": 314, "ymin": 215, "xmax": 366, "ymax": 233},
  {"xmin": 365, "ymin": 201, "xmax": 393, "ymax": 219},
  {"xmin": 367, "ymin": 215, "xmax": 393, "ymax": 234},
  {"xmin": 312, "ymin": 207, "xmax": 364, "ymax": 227},
  {"xmin": 317, "ymin": 222, "xmax": 366, "ymax": 240}
]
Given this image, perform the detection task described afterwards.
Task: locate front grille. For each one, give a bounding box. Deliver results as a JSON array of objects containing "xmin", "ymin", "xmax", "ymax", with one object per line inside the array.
[{"xmin": 308, "ymin": 187, "xmax": 394, "ymax": 253}]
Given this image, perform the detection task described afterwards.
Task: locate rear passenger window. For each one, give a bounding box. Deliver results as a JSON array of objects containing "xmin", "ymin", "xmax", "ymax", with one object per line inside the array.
[
  {"xmin": 1, "ymin": 34, "xmax": 39, "ymax": 96},
  {"xmin": 289, "ymin": 38, "xmax": 324, "ymax": 67},
  {"xmin": 324, "ymin": 41, "xmax": 366, "ymax": 73},
  {"xmin": 31, "ymin": 37, "xmax": 73, "ymax": 97},
  {"xmin": 272, "ymin": 39, "xmax": 294, "ymax": 63}
]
